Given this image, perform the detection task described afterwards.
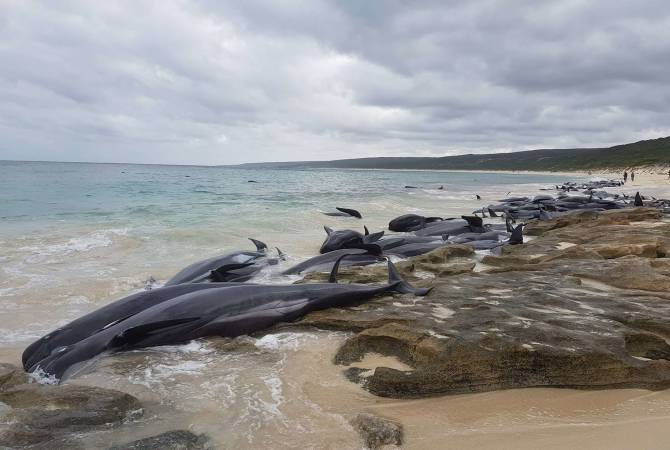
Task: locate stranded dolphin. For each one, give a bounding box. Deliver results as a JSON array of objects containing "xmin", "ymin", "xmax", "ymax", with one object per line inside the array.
[
  {"xmin": 319, "ymin": 226, "xmax": 384, "ymax": 254},
  {"xmin": 282, "ymin": 248, "xmax": 384, "ymax": 275},
  {"xmin": 165, "ymin": 239, "xmax": 268, "ymax": 286},
  {"xmin": 322, "ymin": 207, "xmax": 363, "ymax": 219},
  {"xmin": 22, "ymin": 283, "xmax": 233, "ymax": 371},
  {"xmin": 388, "ymin": 214, "xmax": 443, "ymax": 232},
  {"xmin": 28, "ymin": 258, "xmax": 429, "ymax": 381}
]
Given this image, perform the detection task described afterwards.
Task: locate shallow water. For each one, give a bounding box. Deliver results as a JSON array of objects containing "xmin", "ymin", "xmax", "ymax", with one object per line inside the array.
[{"xmin": 1, "ymin": 161, "xmax": 596, "ymax": 448}]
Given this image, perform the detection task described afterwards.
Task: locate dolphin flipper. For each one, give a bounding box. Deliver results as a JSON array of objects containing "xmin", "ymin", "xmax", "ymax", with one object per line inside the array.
[
  {"xmin": 109, "ymin": 318, "xmax": 201, "ymax": 348},
  {"xmin": 210, "ymin": 262, "xmax": 256, "ymax": 281}
]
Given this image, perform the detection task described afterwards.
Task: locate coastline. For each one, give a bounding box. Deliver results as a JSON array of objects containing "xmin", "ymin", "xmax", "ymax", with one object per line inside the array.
[{"xmin": 3, "ymin": 165, "xmax": 670, "ymax": 448}]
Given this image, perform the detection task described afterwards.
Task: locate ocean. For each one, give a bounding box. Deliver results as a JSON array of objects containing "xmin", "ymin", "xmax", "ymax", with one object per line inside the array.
[{"xmin": 0, "ymin": 160, "xmax": 580, "ymax": 448}]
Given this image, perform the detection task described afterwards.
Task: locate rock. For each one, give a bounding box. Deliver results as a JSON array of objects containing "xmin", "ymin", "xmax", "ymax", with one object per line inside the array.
[
  {"xmin": 351, "ymin": 413, "xmax": 403, "ymax": 449},
  {"xmin": 292, "ymin": 209, "xmax": 670, "ymax": 398},
  {"xmin": 524, "ymin": 207, "xmax": 662, "ymax": 235},
  {"xmin": 297, "ymin": 245, "xmax": 475, "ymax": 286},
  {"xmin": 0, "ymin": 363, "xmax": 30, "ymax": 392},
  {"xmin": 0, "ymin": 383, "xmax": 142, "ymax": 447},
  {"xmin": 108, "ymin": 430, "xmax": 209, "ymax": 450},
  {"xmin": 0, "ymin": 424, "xmax": 54, "ymax": 448},
  {"xmin": 400, "ymin": 244, "xmax": 474, "ymax": 265}
]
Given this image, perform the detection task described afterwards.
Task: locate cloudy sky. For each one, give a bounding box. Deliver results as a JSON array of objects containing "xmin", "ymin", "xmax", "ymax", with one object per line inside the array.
[{"xmin": 1, "ymin": 1, "xmax": 669, "ymax": 165}]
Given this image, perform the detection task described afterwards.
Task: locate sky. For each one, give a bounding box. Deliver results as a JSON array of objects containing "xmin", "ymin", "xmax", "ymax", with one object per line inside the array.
[{"xmin": 1, "ymin": 1, "xmax": 669, "ymax": 165}]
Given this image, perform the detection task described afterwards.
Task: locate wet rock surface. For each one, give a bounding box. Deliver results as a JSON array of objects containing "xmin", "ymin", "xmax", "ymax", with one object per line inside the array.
[
  {"xmin": 108, "ymin": 430, "xmax": 210, "ymax": 450},
  {"xmin": 351, "ymin": 413, "xmax": 403, "ymax": 449},
  {"xmin": 0, "ymin": 368, "xmax": 143, "ymax": 448},
  {"xmin": 291, "ymin": 208, "xmax": 670, "ymax": 398}
]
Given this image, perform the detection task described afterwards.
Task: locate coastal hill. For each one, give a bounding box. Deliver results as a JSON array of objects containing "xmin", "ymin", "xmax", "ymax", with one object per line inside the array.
[{"xmin": 238, "ymin": 136, "xmax": 670, "ymax": 171}]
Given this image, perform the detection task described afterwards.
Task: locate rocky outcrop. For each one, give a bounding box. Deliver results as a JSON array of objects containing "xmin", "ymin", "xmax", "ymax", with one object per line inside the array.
[
  {"xmin": 0, "ymin": 369, "xmax": 142, "ymax": 449},
  {"xmin": 350, "ymin": 413, "xmax": 403, "ymax": 449},
  {"xmin": 108, "ymin": 430, "xmax": 209, "ymax": 450},
  {"xmin": 292, "ymin": 208, "xmax": 670, "ymax": 398},
  {"xmin": 0, "ymin": 363, "xmax": 30, "ymax": 392}
]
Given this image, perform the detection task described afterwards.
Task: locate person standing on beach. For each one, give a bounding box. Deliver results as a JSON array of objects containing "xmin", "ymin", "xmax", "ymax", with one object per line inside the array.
[
  {"xmin": 631, "ymin": 171, "xmax": 635, "ymax": 182},
  {"xmin": 667, "ymin": 169, "xmax": 670, "ymax": 179},
  {"xmin": 623, "ymin": 171, "xmax": 628, "ymax": 183}
]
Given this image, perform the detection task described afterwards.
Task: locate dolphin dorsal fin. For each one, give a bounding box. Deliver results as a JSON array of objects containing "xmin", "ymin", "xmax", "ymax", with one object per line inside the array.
[
  {"xmin": 248, "ymin": 238, "xmax": 267, "ymax": 252},
  {"xmin": 329, "ymin": 253, "xmax": 351, "ymax": 283},
  {"xmin": 324, "ymin": 226, "xmax": 333, "ymax": 235},
  {"xmin": 363, "ymin": 230, "xmax": 384, "ymax": 243},
  {"xmin": 387, "ymin": 259, "xmax": 431, "ymax": 296},
  {"xmin": 364, "ymin": 225, "xmax": 369, "ymax": 236},
  {"xmin": 508, "ymin": 224, "xmax": 524, "ymax": 245}
]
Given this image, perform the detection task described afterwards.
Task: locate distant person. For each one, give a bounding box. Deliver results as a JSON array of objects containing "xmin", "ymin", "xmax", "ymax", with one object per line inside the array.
[
  {"xmin": 667, "ymin": 169, "xmax": 670, "ymax": 179},
  {"xmin": 623, "ymin": 171, "xmax": 628, "ymax": 183},
  {"xmin": 631, "ymin": 171, "xmax": 635, "ymax": 182}
]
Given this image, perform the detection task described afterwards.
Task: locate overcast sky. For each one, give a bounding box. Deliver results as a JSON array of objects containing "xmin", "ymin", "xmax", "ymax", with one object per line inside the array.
[{"xmin": 1, "ymin": 1, "xmax": 669, "ymax": 165}]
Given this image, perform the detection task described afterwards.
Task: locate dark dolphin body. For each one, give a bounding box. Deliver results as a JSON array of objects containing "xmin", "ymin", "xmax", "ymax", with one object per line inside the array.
[
  {"xmin": 165, "ymin": 239, "xmax": 269, "ymax": 286},
  {"xmin": 22, "ymin": 283, "xmax": 231, "ymax": 371},
  {"xmin": 319, "ymin": 226, "xmax": 384, "ymax": 254},
  {"xmin": 414, "ymin": 219, "xmax": 470, "ymax": 237},
  {"xmin": 388, "ymin": 214, "xmax": 443, "ymax": 232},
  {"xmin": 282, "ymin": 248, "xmax": 383, "ymax": 275},
  {"xmin": 28, "ymin": 260, "xmax": 429, "ymax": 381},
  {"xmin": 377, "ymin": 235, "xmax": 445, "ymax": 251},
  {"xmin": 322, "ymin": 207, "xmax": 363, "ymax": 219},
  {"xmin": 384, "ymin": 241, "xmax": 451, "ymax": 257}
]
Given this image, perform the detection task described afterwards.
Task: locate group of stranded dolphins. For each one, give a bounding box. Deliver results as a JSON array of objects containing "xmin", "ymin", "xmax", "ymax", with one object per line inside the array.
[{"xmin": 23, "ymin": 180, "xmax": 668, "ymax": 381}]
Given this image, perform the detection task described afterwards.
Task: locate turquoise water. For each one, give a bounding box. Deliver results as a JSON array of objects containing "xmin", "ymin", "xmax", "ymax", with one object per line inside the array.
[
  {"xmin": 0, "ymin": 160, "xmax": 576, "ymax": 346},
  {"xmin": 0, "ymin": 160, "xmax": 572, "ymax": 236}
]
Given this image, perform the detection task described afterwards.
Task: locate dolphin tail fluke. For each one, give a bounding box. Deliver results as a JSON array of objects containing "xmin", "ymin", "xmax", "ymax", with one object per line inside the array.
[
  {"xmin": 387, "ymin": 260, "xmax": 431, "ymax": 296},
  {"xmin": 249, "ymin": 238, "xmax": 268, "ymax": 252}
]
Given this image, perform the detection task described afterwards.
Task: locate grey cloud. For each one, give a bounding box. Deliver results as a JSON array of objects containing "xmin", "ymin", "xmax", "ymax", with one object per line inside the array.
[{"xmin": 0, "ymin": 0, "xmax": 668, "ymax": 165}]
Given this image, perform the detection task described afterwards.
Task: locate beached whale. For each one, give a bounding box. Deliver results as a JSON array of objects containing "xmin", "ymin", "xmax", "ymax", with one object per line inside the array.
[
  {"xmin": 282, "ymin": 248, "xmax": 384, "ymax": 275},
  {"xmin": 21, "ymin": 283, "xmax": 236, "ymax": 372},
  {"xmin": 319, "ymin": 226, "xmax": 384, "ymax": 254},
  {"xmin": 388, "ymin": 214, "xmax": 443, "ymax": 232},
  {"xmin": 377, "ymin": 235, "xmax": 446, "ymax": 251},
  {"xmin": 165, "ymin": 239, "xmax": 269, "ymax": 286},
  {"xmin": 414, "ymin": 216, "xmax": 484, "ymax": 237},
  {"xmin": 27, "ymin": 259, "xmax": 429, "ymax": 381},
  {"xmin": 322, "ymin": 207, "xmax": 362, "ymax": 219}
]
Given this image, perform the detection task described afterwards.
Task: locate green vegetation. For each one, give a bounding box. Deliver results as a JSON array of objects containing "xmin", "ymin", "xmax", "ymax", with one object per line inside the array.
[{"xmin": 238, "ymin": 136, "xmax": 670, "ymax": 171}]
